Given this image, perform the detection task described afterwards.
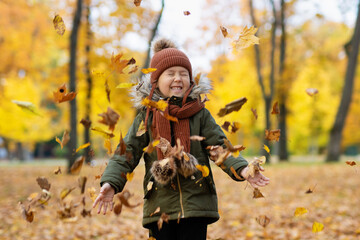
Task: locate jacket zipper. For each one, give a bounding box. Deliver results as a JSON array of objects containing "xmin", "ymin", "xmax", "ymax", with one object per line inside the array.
[{"xmin": 176, "ymin": 173, "xmax": 185, "ymax": 218}]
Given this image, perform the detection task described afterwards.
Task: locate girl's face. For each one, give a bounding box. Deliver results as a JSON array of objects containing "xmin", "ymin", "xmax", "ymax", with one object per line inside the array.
[{"xmin": 157, "ymin": 66, "xmax": 190, "ymax": 98}]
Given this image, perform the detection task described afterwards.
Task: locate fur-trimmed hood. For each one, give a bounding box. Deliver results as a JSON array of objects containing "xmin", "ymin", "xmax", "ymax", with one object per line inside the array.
[{"xmin": 130, "ymin": 72, "xmax": 213, "ymax": 109}]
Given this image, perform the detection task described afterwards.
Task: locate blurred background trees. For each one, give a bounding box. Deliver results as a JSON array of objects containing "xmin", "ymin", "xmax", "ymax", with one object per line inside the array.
[{"xmin": 0, "ymin": 0, "xmax": 359, "ymax": 168}]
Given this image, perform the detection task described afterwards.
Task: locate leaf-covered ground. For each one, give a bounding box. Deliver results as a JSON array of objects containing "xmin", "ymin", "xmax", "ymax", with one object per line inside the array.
[{"xmin": 0, "ymin": 160, "xmax": 359, "ymax": 240}]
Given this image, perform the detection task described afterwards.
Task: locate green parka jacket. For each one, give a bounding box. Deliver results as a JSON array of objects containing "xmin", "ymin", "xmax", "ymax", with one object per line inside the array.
[{"xmin": 100, "ymin": 74, "xmax": 248, "ymax": 227}]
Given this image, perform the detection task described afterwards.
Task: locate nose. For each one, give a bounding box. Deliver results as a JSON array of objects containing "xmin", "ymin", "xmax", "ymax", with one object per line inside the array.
[{"xmin": 174, "ymin": 72, "xmax": 182, "ymax": 82}]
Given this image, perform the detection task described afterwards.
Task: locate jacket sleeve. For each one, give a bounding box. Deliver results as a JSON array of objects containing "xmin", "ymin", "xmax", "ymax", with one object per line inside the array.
[
  {"xmin": 200, "ymin": 108, "xmax": 248, "ymax": 182},
  {"xmin": 100, "ymin": 111, "xmax": 149, "ymax": 193}
]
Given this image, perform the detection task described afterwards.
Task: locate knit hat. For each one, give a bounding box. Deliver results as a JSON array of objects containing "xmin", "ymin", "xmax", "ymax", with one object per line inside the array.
[{"xmin": 150, "ymin": 38, "xmax": 193, "ymax": 84}]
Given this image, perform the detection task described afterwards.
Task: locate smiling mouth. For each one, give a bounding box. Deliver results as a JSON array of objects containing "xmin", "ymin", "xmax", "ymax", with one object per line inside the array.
[{"xmin": 171, "ymin": 86, "xmax": 182, "ymax": 90}]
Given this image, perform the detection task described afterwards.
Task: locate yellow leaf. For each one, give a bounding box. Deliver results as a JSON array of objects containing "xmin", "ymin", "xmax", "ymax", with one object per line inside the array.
[
  {"xmin": 12, "ymin": 100, "xmax": 42, "ymax": 116},
  {"xmin": 53, "ymin": 14, "xmax": 66, "ymax": 35},
  {"xmin": 233, "ymin": 26, "xmax": 259, "ymax": 50},
  {"xmin": 141, "ymin": 68, "xmax": 157, "ymax": 74},
  {"xmin": 196, "ymin": 165, "xmax": 209, "ymax": 177},
  {"xmin": 126, "ymin": 172, "xmax": 134, "ymax": 181},
  {"xmin": 75, "ymin": 142, "xmax": 90, "ymax": 153},
  {"xmin": 136, "ymin": 120, "xmax": 146, "ymax": 137},
  {"xmin": 116, "ymin": 82, "xmax": 137, "ymax": 88},
  {"xmin": 91, "ymin": 127, "xmax": 115, "ymax": 138},
  {"xmin": 294, "ymin": 207, "xmax": 308, "ymax": 217},
  {"xmin": 110, "ymin": 53, "xmax": 133, "ymax": 74},
  {"xmin": 312, "ymin": 222, "xmax": 324, "ymax": 233},
  {"xmin": 104, "ymin": 139, "xmax": 112, "ymax": 155},
  {"xmin": 70, "ymin": 156, "xmax": 85, "ymax": 175},
  {"xmin": 56, "ymin": 137, "xmax": 62, "ymax": 149},
  {"xmin": 263, "ymin": 144, "xmax": 270, "ymax": 154},
  {"xmin": 60, "ymin": 187, "xmax": 75, "ymax": 200},
  {"xmin": 141, "ymin": 98, "xmax": 168, "ymax": 112}
]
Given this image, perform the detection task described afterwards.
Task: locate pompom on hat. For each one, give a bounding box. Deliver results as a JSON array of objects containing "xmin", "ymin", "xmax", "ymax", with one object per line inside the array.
[{"xmin": 149, "ymin": 38, "xmax": 193, "ymax": 84}]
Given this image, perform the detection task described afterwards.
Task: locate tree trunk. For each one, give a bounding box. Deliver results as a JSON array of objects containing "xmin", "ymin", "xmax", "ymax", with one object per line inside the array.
[
  {"xmin": 326, "ymin": 0, "xmax": 360, "ymax": 162},
  {"xmin": 278, "ymin": 0, "xmax": 288, "ymax": 161},
  {"xmin": 141, "ymin": 0, "xmax": 165, "ymax": 71},
  {"xmin": 84, "ymin": 0, "xmax": 92, "ymax": 164},
  {"xmin": 67, "ymin": 0, "xmax": 83, "ymax": 172},
  {"xmin": 16, "ymin": 142, "xmax": 25, "ymax": 161}
]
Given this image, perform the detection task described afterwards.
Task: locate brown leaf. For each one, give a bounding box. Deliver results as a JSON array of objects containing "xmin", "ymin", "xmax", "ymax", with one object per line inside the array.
[
  {"xmin": 110, "ymin": 53, "xmax": 133, "ymax": 74},
  {"xmin": 134, "ymin": 0, "xmax": 141, "ymax": 7},
  {"xmin": 105, "ymin": 80, "xmax": 111, "ymax": 103},
  {"xmin": 55, "ymin": 130, "xmax": 70, "ymax": 150},
  {"xmin": 80, "ymin": 118, "xmax": 92, "ymax": 128},
  {"xmin": 305, "ymin": 184, "xmax": 317, "ymax": 194},
  {"xmin": 36, "ymin": 177, "xmax": 51, "ymax": 191},
  {"xmin": 115, "ymin": 132, "xmax": 127, "ymax": 155},
  {"xmin": 183, "ymin": 11, "xmax": 191, "ymax": 16},
  {"xmin": 251, "ymin": 108, "xmax": 258, "ymax": 120},
  {"xmin": 118, "ymin": 190, "xmax": 141, "ymax": 208},
  {"xmin": 157, "ymin": 213, "xmax": 170, "ymax": 230},
  {"xmin": 220, "ymin": 26, "xmax": 228, "ymax": 37},
  {"xmin": 70, "ymin": 156, "xmax": 85, "ymax": 175},
  {"xmin": 230, "ymin": 166, "xmax": 244, "ymax": 180},
  {"xmin": 221, "ymin": 121, "xmax": 231, "ymax": 132},
  {"xmin": 78, "ymin": 176, "xmax": 87, "ymax": 194},
  {"xmin": 128, "ymin": 65, "xmax": 139, "ymax": 74},
  {"xmin": 150, "ymin": 206, "xmax": 161, "ymax": 217},
  {"xmin": 346, "ymin": 161, "xmax": 356, "ymax": 166},
  {"xmin": 223, "ymin": 139, "xmax": 246, "ymax": 153},
  {"xmin": 53, "ymin": 84, "xmax": 77, "ymax": 103},
  {"xmin": 114, "ymin": 203, "xmax": 123, "ymax": 216},
  {"xmin": 253, "ymin": 188, "xmax": 265, "ymax": 198},
  {"xmin": 53, "ymin": 14, "xmax": 66, "ymax": 36},
  {"xmin": 271, "ymin": 101, "xmax": 280, "ymax": 115},
  {"xmin": 217, "ymin": 97, "xmax": 248, "ymax": 117},
  {"xmin": 256, "ymin": 215, "xmax": 270, "ymax": 227},
  {"xmin": 81, "ymin": 208, "xmax": 91, "ymax": 218},
  {"xmin": 19, "ymin": 202, "xmax": 34, "ymax": 223},
  {"xmin": 245, "ymin": 156, "xmax": 266, "ymax": 178},
  {"xmin": 53, "ymin": 166, "xmax": 62, "ymax": 175},
  {"xmin": 265, "ymin": 129, "xmax": 280, "ymax": 142},
  {"xmin": 98, "ymin": 107, "xmax": 120, "ymax": 132}
]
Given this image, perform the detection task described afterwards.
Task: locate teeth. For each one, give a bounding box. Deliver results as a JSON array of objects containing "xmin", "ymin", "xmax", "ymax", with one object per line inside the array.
[{"xmin": 171, "ymin": 87, "xmax": 182, "ymax": 90}]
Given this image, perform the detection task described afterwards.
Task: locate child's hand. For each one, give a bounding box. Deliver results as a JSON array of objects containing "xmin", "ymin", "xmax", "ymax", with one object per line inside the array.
[
  {"xmin": 92, "ymin": 183, "xmax": 115, "ymax": 215},
  {"xmin": 240, "ymin": 166, "xmax": 270, "ymax": 188}
]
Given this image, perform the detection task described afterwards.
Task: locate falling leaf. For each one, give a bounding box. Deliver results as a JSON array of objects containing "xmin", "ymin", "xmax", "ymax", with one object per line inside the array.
[
  {"xmin": 128, "ymin": 65, "xmax": 139, "ymax": 74},
  {"xmin": 305, "ymin": 184, "xmax": 317, "ymax": 194},
  {"xmin": 150, "ymin": 207, "xmax": 161, "ymax": 217},
  {"xmin": 157, "ymin": 213, "xmax": 170, "ymax": 230},
  {"xmin": 115, "ymin": 132, "xmax": 127, "ymax": 155},
  {"xmin": 271, "ymin": 101, "xmax": 280, "ymax": 114},
  {"xmin": 116, "ymin": 82, "xmax": 137, "ymax": 89},
  {"xmin": 126, "ymin": 172, "xmax": 134, "ymax": 181},
  {"xmin": 12, "ymin": 100, "xmax": 42, "ymax": 116},
  {"xmin": 134, "ymin": 0, "xmax": 141, "ymax": 7},
  {"xmin": 251, "ymin": 108, "xmax": 258, "ymax": 120},
  {"xmin": 114, "ymin": 203, "xmax": 123, "ymax": 216},
  {"xmin": 224, "ymin": 139, "xmax": 246, "ymax": 154},
  {"xmin": 255, "ymin": 215, "xmax": 270, "ymax": 227},
  {"xmin": 142, "ymin": 98, "xmax": 168, "ymax": 112},
  {"xmin": 91, "ymin": 127, "xmax": 115, "ymax": 138},
  {"xmin": 70, "ymin": 156, "xmax": 85, "ymax": 174},
  {"xmin": 263, "ymin": 144, "xmax": 270, "ymax": 154},
  {"xmin": 53, "ymin": 14, "xmax": 66, "ymax": 35},
  {"xmin": 53, "ymin": 166, "xmax": 62, "ymax": 175},
  {"xmin": 222, "ymin": 122, "xmax": 241, "ymax": 133},
  {"xmin": 196, "ymin": 165, "xmax": 209, "ymax": 177},
  {"xmin": 75, "ymin": 142, "xmax": 90, "ymax": 153},
  {"xmin": 233, "ymin": 26, "xmax": 260, "ymax": 50},
  {"xmin": 217, "ymin": 97, "xmax": 248, "ymax": 117},
  {"xmin": 265, "ymin": 129, "xmax": 281, "ymax": 142},
  {"xmin": 220, "ymin": 26, "xmax": 228, "ymax": 37},
  {"xmin": 53, "ymin": 84, "xmax": 77, "ymax": 103},
  {"xmin": 190, "ymin": 135, "xmax": 206, "ymax": 141},
  {"xmin": 55, "ymin": 130, "xmax": 70, "ymax": 149},
  {"xmin": 36, "ymin": 177, "xmax": 51, "ymax": 191},
  {"xmin": 19, "ymin": 202, "xmax": 34, "ymax": 223},
  {"xmin": 118, "ymin": 190, "xmax": 141, "ymax": 208},
  {"xmin": 136, "ymin": 120, "xmax": 146, "ymax": 137},
  {"xmin": 230, "ymin": 166, "xmax": 244, "ymax": 180},
  {"xmin": 222, "ymin": 121, "xmax": 231, "ymax": 132},
  {"xmin": 294, "ymin": 207, "xmax": 308, "ymax": 217},
  {"xmin": 246, "ymin": 156, "xmax": 266, "ymax": 178},
  {"xmin": 105, "ymin": 80, "xmax": 111, "ymax": 103},
  {"xmin": 346, "ymin": 161, "xmax": 356, "ymax": 166},
  {"xmin": 104, "ymin": 139, "xmax": 112, "ymax": 155},
  {"xmin": 78, "ymin": 176, "xmax": 87, "ymax": 194},
  {"xmin": 306, "ymin": 88, "xmax": 319, "ymax": 96},
  {"xmin": 183, "ymin": 11, "xmax": 191, "ymax": 16},
  {"xmin": 253, "ymin": 188, "xmax": 265, "ymax": 198},
  {"xmin": 60, "ymin": 187, "xmax": 76, "ymax": 200},
  {"xmin": 141, "ymin": 68, "xmax": 157, "ymax": 74},
  {"xmin": 312, "ymin": 222, "xmax": 324, "ymax": 233},
  {"xmin": 147, "ymin": 181, "xmax": 154, "ymax": 191},
  {"xmin": 80, "ymin": 118, "xmax": 92, "ymax": 128},
  {"xmin": 98, "ymin": 107, "xmax": 120, "ymax": 132},
  {"xmin": 194, "ymin": 73, "xmax": 201, "ymax": 85},
  {"xmin": 110, "ymin": 53, "xmax": 134, "ymax": 74},
  {"xmin": 88, "ymin": 187, "xmax": 97, "ymax": 202},
  {"xmin": 143, "ymin": 140, "xmax": 160, "ymax": 153}
]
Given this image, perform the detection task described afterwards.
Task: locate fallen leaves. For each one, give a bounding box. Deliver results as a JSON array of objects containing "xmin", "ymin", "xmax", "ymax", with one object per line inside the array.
[
  {"xmin": 233, "ymin": 26, "xmax": 260, "ymax": 50},
  {"xmin": 53, "ymin": 14, "xmax": 66, "ymax": 35},
  {"xmin": 294, "ymin": 207, "xmax": 308, "ymax": 217},
  {"xmin": 217, "ymin": 97, "xmax": 248, "ymax": 117},
  {"xmin": 255, "ymin": 215, "xmax": 270, "ymax": 228},
  {"xmin": 312, "ymin": 221, "xmax": 324, "ymax": 233},
  {"xmin": 53, "ymin": 84, "xmax": 77, "ymax": 103}
]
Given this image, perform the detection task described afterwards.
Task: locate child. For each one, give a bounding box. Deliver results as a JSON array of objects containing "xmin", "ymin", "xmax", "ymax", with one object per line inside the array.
[{"xmin": 93, "ymin": 38, "xmax": 270, "ymax": 240}]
